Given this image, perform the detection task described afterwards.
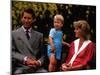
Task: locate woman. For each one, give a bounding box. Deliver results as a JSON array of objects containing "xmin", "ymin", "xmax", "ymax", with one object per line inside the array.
[{"xmin": 61, "ymin": 20, "xmax": 95, "ymax": 71}]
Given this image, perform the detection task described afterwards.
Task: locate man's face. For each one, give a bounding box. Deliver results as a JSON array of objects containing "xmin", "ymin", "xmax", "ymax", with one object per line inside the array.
[{"xmin": 21, "ymin": 12, "xmax": 33, "ymax": 28}]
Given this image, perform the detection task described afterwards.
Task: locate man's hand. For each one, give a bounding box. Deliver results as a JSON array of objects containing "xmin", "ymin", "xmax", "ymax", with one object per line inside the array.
[
  {"xmin": 25, "ymin": 57, "xmax": 37, "ymax": 69},
  {"xmin": 28, "ymin": 60, "xmax": 41, "ymax": 69},
  {"xmin": 25, "ymin": 57, "xmax": 36, "ymax": 65},
  {"xmin": 35, "ymin": 61, "xmax": 41, "ymax": 67},
  {"xmin": 25, "ymin": 57, "xmax": 41, "ymax": 69}
]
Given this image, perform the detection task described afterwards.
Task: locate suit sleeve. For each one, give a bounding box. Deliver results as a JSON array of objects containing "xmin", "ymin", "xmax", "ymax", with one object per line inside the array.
[
  {"xmin": 12, "ymin": 32, "xmax": 26, "ymax": 62},
  {"xmin": 38, "ymin": 34, "xmax": 45, "ymax": 66}
]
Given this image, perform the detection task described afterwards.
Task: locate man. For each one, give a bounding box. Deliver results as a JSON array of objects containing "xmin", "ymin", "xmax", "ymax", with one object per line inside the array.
[{"xmin": 12, "ymin": 8, "xmax": 47, "ymax": 74}]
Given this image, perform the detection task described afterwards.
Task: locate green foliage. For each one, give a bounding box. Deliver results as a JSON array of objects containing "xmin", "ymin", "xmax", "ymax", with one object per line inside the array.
[
  {"xmin": 12, "ymin": 1, "xmax": 58, "ymax": 30},
  {"xmin": 12, "ymin": 1, "xmax": 96, "ymax": 43}
]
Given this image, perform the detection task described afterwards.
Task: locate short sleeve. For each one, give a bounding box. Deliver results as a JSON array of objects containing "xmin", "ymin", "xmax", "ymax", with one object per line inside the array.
[{"xmin": 49, "ymin": 28, "xmax": 55, "ymax": 38}]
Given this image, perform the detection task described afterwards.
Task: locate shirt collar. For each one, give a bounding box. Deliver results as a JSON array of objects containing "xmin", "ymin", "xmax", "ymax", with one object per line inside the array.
[{"xmin": 22, "ymin": 26, "xmax": 32, "ymax": 33}]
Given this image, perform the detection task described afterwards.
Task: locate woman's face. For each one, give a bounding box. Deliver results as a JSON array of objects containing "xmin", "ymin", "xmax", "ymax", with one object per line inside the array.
[{"xmin": 74, "ymin": 27, "xmax": 82, "ymax": 38}]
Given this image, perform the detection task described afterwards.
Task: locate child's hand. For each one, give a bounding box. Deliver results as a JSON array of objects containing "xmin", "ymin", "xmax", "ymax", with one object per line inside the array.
[
  {"xmin": 62, "ymin": 41, "xmax": 70, "ymax": 47},
  {"xmin": 65, "ymin": 43, "xmax": 70, "ymax": 47},
  {"xmin": 64, "ymin": 42, "xmax": 70, "ymax": 47},
  {"xmin": 51, "ymin": 46, "xmax": 56, "ymax": 53}
]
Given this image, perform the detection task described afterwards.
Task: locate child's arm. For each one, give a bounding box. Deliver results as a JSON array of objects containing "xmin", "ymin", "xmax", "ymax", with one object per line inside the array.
[
  {"xmin": 62, "ymin": 34, "xmax": 70, "ymax": 47},
  {"xmin": 49, "ymin": 36, "xmax": 56, "ymax": 53},
  {"xmin": 62, "ymin": 40, "xmax": 70, "ymax": 47}
]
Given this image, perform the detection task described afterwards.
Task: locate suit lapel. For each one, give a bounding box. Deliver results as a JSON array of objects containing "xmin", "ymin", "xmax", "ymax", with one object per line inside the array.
[
  {"xmin": 19, "ymin": 27, "xmax": 33, "ymax": 51},
  {"xmin": 29, "ymin": 29, "xmax": 36, "ymax": 45}
]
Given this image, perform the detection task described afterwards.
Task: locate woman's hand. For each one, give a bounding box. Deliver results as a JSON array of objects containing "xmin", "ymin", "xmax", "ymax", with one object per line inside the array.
[
  {"xmin": 61, "ymin": 63, "xmax": 72, "ymax": 71},
  {"xmin": 61, "ymin": 63, "xmax": 67, "ymax": 71}
]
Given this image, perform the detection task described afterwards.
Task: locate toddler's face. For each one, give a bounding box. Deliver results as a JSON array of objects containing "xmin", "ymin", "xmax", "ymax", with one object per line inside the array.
[{"xmin": 54, "ymin": 19, "xmax": 63, "ymax": 29}]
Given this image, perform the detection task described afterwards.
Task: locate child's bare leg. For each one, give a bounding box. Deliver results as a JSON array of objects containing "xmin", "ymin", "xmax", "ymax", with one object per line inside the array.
[{"xmin": 48, "ymin": 53, "xmax": 57, "ymax": 72}]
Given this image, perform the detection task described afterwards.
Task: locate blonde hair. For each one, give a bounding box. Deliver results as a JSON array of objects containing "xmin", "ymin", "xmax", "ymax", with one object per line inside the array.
[
  {"xmin": 54, "ymin": 14, "xmax": 64, "ymax": 24},
  {"xmin": 73, "ymin": 20, "xmax": 90, "ymax": 39}
]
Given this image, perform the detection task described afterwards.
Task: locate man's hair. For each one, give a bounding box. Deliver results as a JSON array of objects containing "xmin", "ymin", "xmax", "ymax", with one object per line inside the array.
[{"xmin": 20, "ymin": 8, "xmax": 35, "ymax": 19}]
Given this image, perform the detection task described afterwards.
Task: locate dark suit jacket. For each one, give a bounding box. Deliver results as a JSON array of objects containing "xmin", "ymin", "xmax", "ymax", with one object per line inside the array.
[{"xmin": 12, "ymin": 27, "xmax": 45, "ymax": 69}]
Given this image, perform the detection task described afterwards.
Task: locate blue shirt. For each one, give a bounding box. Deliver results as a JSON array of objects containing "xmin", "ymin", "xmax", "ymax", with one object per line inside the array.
[
  {"xmin": 49, "ymin": 28, "xmax": 63, "ymax": 48},
  {"xmin": 47, "ymin": 28, "xmax": 63, "ymax": 60}
]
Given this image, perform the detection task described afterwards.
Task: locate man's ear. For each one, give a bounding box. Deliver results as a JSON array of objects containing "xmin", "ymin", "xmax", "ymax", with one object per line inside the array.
[{"xmin": 21, "ymin": 18, "xmax": 23, "ymax": 22}]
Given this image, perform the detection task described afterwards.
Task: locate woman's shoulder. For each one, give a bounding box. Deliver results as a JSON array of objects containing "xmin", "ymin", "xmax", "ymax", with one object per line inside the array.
[
  {"xmin": 70, "ymin": 41, "xmax": 75, "ymax": 46},
  {"xmin": 88, "ymin": 40, "xmax": 95, "ymax": 47}
]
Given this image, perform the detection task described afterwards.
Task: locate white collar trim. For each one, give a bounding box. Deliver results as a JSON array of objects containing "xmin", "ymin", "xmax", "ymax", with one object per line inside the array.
[{"xmin": 69, "ymin": 39, "xmax": 91, "ymax": 66}]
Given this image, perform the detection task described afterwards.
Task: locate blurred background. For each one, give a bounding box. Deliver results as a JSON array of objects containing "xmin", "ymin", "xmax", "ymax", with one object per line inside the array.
[
  {"xmin": 12, "ymin": 1, "xmax": 96, "ymax": 69},
  {"xmin": 12, "ymin": 1, "xmax": 96, "ymax": 44}
]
